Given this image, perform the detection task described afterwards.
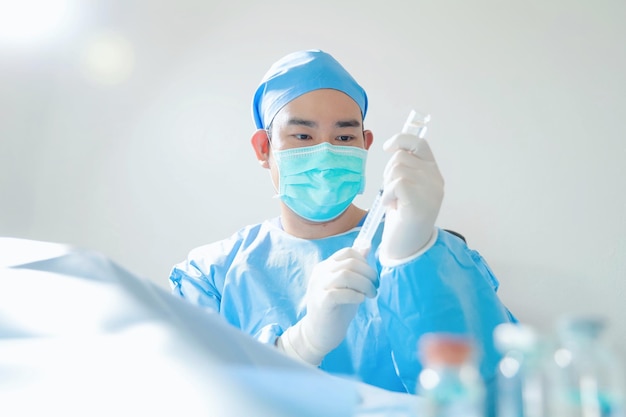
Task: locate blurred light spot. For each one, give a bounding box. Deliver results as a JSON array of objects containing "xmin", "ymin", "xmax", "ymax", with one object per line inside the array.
[
  {"xmin": 0, "ymin": 0, "xmax": 72, "ymax": 45},
  {"xmin": 419, "ymin": 368, "xmax": 440, "ymax": 390},
  {"xmin": 554, "ymin": 348, "xmax": 572, "ymax": 368},
  {"xmin": 80, "ymin": 31, "xmax": 135, "ymax": 86},
  {"xmin": 499, "ymin": 356, "xmax": 520, "ymax": 378}
]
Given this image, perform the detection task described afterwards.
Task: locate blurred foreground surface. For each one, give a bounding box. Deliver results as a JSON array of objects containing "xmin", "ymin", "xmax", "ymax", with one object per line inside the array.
[{"xmin": 0, "ymin": 237, "xmax": 418, "ymax": 417}]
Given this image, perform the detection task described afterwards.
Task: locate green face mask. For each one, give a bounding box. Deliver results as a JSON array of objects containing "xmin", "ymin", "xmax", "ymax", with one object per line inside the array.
[{"xmin": 273, "ymin": 142, "xmax": 367, "ymax": 222}]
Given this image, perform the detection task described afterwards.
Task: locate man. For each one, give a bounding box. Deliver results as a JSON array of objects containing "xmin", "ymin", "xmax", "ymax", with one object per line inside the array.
[{"xmin": 169, "ymin": 49, "xmax": 516, "ymax": 394}]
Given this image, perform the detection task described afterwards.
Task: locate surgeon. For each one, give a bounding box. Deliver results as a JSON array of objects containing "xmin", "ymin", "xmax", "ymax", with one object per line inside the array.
[{"xmin": 169, "ymin": 49, "xmax": 516, "ymax": 397}]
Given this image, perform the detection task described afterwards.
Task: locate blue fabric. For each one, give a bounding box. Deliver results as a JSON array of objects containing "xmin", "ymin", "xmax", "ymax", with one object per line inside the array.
[
  {"xmin": 169, "ymin": 218, "xmax": 517, "ymax": 396},
  {"xmin": 252, "ymin": 49, "xmax": 368, "ymax": 129}
]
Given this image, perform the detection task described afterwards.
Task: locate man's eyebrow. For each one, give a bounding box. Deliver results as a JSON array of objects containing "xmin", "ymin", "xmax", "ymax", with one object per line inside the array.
[
  {"xmin": 336, "ymin": 119, "xmax": 362, "ymax": 128},
  {"xmin": 287, "ymin": 118, "xmax": 317, "ymax": 128},
  {"xmin": 286, "ymin": 118, "xmax": 362, "ymax": 129}
]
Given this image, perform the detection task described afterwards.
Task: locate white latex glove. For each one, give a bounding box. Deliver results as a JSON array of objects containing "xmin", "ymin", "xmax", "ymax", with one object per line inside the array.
[
  {"xmin": 379, "ymin": 133, "xmax": 444, "ymax": 264},
  {"xmin": 277, "ymin": 247, "xmax": 378, "ymax": 365}
]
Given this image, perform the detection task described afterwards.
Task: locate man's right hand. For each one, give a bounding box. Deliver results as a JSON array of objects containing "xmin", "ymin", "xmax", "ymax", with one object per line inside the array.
[{"xmin": 277, "ymin": 247, "xmax": 378, "ymax": 365}]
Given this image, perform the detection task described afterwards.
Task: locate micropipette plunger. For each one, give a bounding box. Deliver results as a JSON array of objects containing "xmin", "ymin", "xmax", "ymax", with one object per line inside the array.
[{"xmin": 352, "ymin": 110, "xmax": 431, "ymax": 255}]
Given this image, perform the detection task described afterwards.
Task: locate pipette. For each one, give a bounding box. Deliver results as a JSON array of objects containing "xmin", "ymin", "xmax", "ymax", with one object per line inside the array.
[{"xmin": 352, "ymin": 110, "xmax": 431, "ymax": 255}]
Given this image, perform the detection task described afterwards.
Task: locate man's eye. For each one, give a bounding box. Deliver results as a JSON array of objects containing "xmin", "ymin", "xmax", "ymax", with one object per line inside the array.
[
  {"xmin": 294, "ymin": 134, "xmax": 312, "ymax": 140},
  {"xmin": 337, "ymin": 135, "xmax": 353, "ymax": 142}
]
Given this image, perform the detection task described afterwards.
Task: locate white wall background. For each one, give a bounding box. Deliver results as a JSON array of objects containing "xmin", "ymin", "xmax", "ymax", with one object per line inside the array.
[{"xmin": 1, "ymin": 0, "xmax": 624, "ymax": 365}]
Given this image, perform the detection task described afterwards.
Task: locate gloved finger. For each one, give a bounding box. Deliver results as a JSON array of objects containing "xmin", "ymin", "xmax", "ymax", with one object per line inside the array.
[
  {"xmin": 324, "ymin": 247, "xmax": 378, "ymax": 286},
  {"xmin": 383, "ymin": 151, "xmax": 428, "ymax": 182},
  {"xmin": 332, "ymin": 257, "xmax": 378, "ymax": 284},
  {"xmin": 311, "ymin": 247, "xmax": 362, "ymax": 280},
  {"xmin": 383, "ymin": 134, "xmax": 436, "ymax": 161},
  {"xmin": 310, "ymin": 262, "xmax": 377, "ymax": 297},
  {"xmin": 325, "ymin": 288, "xmax": 367, "ymax": 305},
  {"xmin": 383, "ymin": 158, "xmax": 443, "ymax": 191},
  {"xmin": 327, "ymin": 271, "xmax": 378, "ymax": 298},
  {"xmin": 329, "ymin": 246, "xmax": 368, "ymax": 262},
  {"xmin": 381, "ymin": 175, "xmax": 444, "ymax": 209}
]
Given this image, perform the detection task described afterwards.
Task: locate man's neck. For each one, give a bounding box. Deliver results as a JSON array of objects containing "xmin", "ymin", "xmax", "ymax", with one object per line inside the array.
[{"xmin": 280, "ymin": 204, "xmax": 367, "ymax": 240}]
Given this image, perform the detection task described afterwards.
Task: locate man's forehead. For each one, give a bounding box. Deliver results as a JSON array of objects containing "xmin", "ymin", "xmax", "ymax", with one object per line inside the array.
[
  {"xmin": 271, "ymin": 89, "xmax": 363, "ymax": 128},
  {"xmin": 272, "ymin": 113, "xmax": 363, "ymax": 129}
]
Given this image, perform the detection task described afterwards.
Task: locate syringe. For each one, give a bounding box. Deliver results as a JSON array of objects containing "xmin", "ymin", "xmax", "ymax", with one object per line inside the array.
[{"xmin": 352, "ymin": 109, "xmax": 431, "ymax": 255}]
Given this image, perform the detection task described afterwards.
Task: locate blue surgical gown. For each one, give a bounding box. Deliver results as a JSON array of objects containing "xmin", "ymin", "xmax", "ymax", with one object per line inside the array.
[{"xmin": 169, "ymin": 217, "xmax": 516, "ymax": 395}]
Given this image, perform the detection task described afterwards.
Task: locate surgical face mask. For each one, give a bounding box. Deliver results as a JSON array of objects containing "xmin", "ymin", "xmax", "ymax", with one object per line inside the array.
[{"xmin": 272, "ymin": 142, "xmax": 367, "ymax": 222}]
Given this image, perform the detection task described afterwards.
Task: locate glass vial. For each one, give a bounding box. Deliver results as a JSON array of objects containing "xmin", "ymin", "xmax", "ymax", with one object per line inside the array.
[
  {"xmin": 494, "ymin": 323, "xmax": 551, "ymax": 417},
  {"xmin": 416, "ymin": 333, "xmax": 486, "ymax": 417},
  {"xmin": 550, "ymin": 315, "xmax": 625, "ymax": 417}
]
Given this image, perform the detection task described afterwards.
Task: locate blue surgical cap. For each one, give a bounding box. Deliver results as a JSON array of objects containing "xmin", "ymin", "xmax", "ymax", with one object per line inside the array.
[{"xmin": 252, "ymin": 49, "xmax": 368, "ymax": 129}]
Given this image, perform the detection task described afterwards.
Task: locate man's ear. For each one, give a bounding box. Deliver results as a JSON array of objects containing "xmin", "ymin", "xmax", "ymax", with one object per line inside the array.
[
  {"xmin": 363, "ymin": 130, "xmax": 374, "ymax": 150},
  {"xmin": 251, "ymin": 129, "xmax": 271, "ymax": 169}
]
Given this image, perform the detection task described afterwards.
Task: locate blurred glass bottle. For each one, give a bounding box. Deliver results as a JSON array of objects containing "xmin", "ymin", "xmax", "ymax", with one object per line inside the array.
[
  {"xmin": 550, "ymin": 315, "xmax": 625, "ymax": 417},
  {"xmin": 416, "ymin": 333, "xmax": 486, "ymax": 417},
  {"xmin": 493, "ymin": 323, "xmax": 551, "ymax": 417}
]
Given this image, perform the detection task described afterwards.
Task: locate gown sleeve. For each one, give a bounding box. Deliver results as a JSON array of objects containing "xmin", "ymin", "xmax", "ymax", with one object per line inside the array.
[
  {"xmin": 169, "ymin": 252, "xmax": 221, "ymax": 313},
  {"xmin": 168, "ymin": 233, "xmax": 244, "ymax": 314},
  {"xmin": 376, "ymin": 228, "xmax": 517, "ymax": 394}
]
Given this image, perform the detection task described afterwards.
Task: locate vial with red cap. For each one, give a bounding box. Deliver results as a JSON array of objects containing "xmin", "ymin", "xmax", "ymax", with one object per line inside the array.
[{"xmin": 416, "ymin": 332, "xmax": 486, "ymax": 417}]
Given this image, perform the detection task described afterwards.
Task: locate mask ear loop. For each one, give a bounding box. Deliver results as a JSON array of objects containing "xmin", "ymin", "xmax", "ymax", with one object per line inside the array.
[{"xmin": 265, "ymin": 127, "xmax": 281, "ymax": 198}]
